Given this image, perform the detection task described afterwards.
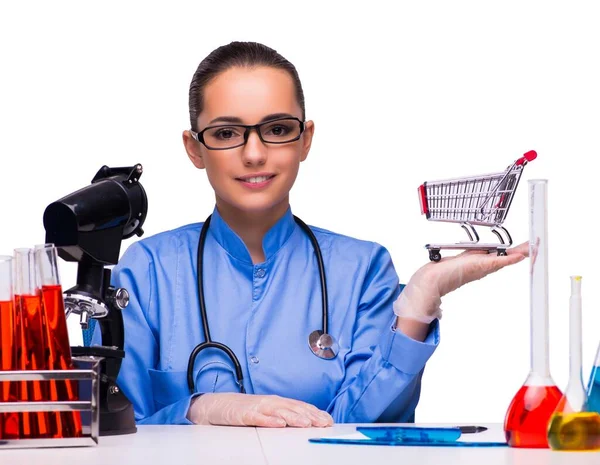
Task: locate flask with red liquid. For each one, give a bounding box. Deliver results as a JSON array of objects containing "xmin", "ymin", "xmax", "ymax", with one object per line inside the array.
[
  {"xmin": 35, "ymin": 243, "xmax": 82, "ymax": 438},
  {"xmin": 0, "ymin": 255, "xmax": 19, "ymax": 439},
  {"xmin": 503, "ymin": 179, "xmax": 562, "ymax": 448}
]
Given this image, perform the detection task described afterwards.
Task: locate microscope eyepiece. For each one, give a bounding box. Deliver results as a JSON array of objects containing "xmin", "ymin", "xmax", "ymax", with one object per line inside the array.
[{"xmin": 43, "ymin": 164, "xmax": 147, "ymax": 264}]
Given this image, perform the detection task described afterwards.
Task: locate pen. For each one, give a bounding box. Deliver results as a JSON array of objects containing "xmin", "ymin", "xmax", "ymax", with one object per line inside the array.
[{"xmin": 458, "ymin": 426, "xmax": 488, "ymax": 434}]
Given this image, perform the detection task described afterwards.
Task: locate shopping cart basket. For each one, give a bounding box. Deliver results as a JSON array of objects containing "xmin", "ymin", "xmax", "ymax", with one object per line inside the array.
[{"xmin": 418, "ymin": 150, "xmax": 537, "ymax": 262}]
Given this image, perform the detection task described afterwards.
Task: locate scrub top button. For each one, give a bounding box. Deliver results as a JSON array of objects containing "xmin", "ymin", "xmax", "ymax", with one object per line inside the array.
[
  {"xmin": 255, "ymin": 268, "xmax": 266, "ymax": 278},
  {"xmin": 250, "ymin": 356, "xmax": 259, "ymax": 364}
]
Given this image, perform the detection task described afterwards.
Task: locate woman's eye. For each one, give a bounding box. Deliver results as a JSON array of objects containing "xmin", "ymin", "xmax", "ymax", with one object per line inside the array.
[
  {"xmin": 213, "ymin": 128, "xmax": 241, "ymax": 140},
  {"xmin": 265, "ymin": 124, "xmax": 291, "ymax": 137}
]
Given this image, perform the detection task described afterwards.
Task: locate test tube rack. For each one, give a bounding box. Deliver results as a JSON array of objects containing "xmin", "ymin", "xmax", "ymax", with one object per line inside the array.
[{"xmin": 0, "ymin": 356, "xmax": 100, "ymax": 449}]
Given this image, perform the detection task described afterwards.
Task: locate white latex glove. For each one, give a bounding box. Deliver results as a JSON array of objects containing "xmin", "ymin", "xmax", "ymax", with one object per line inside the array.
[
  {"xmin": 187, "ymin": 393, "xmax": 334, "ymax": 428},
  {"xmin": 393, "ymin": 242, "xmax": 529, "ymax": 323}
]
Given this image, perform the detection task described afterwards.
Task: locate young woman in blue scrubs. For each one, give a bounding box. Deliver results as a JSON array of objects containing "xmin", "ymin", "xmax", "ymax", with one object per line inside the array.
[{"xmin": 95, "ymin": 41, "xmax": 527, "ymax": 428}]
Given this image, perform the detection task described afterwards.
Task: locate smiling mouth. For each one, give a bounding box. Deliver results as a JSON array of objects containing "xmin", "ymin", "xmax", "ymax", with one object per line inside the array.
[{"xmin": 236, "ymin": 175, "xmax": 276, "ymax": 184}]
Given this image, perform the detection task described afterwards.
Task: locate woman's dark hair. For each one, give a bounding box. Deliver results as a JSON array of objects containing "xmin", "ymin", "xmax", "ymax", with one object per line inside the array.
[{"xmin": 189, "ymin": 41, "xmax": 305, "ymax": 131}]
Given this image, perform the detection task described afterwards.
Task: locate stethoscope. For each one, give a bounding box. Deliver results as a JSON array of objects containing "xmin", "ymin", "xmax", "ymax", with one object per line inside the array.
[{"xmin": 187, "ymin": 214, "xmax": 339, "ymax": 394}]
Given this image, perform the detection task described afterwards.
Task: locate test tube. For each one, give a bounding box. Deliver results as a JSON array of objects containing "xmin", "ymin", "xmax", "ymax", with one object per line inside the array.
[
  {"xmin": 0, "ymin": 255, "xmax": 19, "ymax": 439},
  {"xmin": 13, "ymin": 248, "xmax": 49, "ymax": 438},
  {"xmin": 35, "ymin": 243, "xmax": 82, "ymax": 438}
]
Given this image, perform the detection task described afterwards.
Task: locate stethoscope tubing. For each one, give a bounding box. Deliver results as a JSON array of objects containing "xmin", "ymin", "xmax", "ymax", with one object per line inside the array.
[{"xmin": 187, "ymin": 214, "xmax": 333, "ymax": 394}]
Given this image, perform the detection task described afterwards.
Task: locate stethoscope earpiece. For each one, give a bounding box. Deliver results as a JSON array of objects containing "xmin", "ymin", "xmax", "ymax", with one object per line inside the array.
[{"xmin": 309, "ymin": 330, "xmax": 338, "ymax": 360}]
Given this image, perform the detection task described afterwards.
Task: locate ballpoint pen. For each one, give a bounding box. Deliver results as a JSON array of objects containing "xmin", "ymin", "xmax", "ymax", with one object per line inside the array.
[{"xmin": 458, "ymin": 426, "xmax": 488, "ymax": 434}]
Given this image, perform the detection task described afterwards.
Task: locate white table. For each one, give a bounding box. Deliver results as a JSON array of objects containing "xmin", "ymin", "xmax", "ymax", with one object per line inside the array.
[
  {"xmin": 1, "ymin": 423, "xmax": 599, "ymax": 464},
  {"xmin": 0, "ymin": 425, "xmax": 264, "ymax": 465}
]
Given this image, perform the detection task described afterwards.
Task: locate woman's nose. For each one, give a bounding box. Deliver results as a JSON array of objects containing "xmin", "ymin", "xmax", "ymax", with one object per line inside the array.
[{"xmin": 241, "ymin": 129, "xmax": 267, "ymax": 166}]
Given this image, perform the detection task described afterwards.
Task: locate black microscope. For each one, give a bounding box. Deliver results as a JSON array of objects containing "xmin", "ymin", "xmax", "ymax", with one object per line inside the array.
[{"xmin": 42, "ymin": 164, "xmax": 148, "ymax": 436}]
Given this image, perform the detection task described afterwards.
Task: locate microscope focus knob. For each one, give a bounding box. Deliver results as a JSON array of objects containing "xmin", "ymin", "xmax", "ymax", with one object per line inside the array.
[{"xmin": 107, "ymin": 287, "xmax": 130, "ymax": 310}]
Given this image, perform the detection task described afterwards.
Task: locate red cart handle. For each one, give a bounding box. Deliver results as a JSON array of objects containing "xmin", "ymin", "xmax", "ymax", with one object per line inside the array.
[{"xmin": 516, "ymin": 150, "xmax": 537, "ymax": 166}]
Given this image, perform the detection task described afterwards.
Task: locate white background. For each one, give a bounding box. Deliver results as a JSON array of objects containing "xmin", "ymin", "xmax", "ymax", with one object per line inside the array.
[{"xmin": 1, "ymin": 0, "xmax": 599, "ymax": 424}]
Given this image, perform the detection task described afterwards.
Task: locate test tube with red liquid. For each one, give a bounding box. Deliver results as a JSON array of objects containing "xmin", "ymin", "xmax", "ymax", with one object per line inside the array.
[
  {"xmin": 503, "ymin": 179, "xmax": 562, "ymax": 448},
  {"xmin": 0, "ymin": 255, "xmax": 19, "ymax": 439},
  {"xmin": 35, "ymin": 244, "xmax": 82, "ymax": 438},
  {"xmin": 13, "ymin": 248, "xmax": 50, "ymax": 438}
]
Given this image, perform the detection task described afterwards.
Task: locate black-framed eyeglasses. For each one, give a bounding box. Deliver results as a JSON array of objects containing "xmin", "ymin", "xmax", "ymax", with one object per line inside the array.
[{"xmin": 190, "ymin": 117, "xmax": 305, "ymax": 150}]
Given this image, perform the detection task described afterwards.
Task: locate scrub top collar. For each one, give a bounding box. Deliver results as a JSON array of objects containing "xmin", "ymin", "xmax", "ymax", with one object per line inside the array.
[{"xmin": 208, "ymin": 205, "xmax": 297, "ymax": 264}]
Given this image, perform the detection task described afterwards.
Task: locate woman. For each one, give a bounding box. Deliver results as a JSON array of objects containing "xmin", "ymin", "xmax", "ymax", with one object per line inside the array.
[{"xmin": 94, "ymin": 41, "xmax": 527, "ymax": 428}]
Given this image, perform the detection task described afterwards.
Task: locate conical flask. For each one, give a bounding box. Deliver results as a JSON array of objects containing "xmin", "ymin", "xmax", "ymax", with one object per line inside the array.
[
  {"xmin": 588, "ymin": 344, "xmax": 600, "ymax": 414},
  {"xmin": 547, "ymin": 276, "xmax": 600, "ymax": 451},
  {"xmin": 503, "ymin": 179, "xmax": 562, "ymax": 448}
]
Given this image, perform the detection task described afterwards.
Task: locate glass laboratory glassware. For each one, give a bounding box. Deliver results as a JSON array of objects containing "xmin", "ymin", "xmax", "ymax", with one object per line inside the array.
[
  {"xmin": 13, "ymin": 248, "xmax": 49, "ymax": 438},
  {"xmin": 35, "ymin": 243, "xmax": 82, "ymax": 438},
  {"xmin": 588, "ymin": 344, "xmax": 600, "ymax": 414},
  {"xmin": 503, "ymin": 179, "xmax": 562, "ymax": 448},
  {"xmin": 547, "ymin": 276, "xmax": 600, "ymax": 451},
  {"xmin": 0, "ymin": 255, "xmax": 19, "ymax": 439}
]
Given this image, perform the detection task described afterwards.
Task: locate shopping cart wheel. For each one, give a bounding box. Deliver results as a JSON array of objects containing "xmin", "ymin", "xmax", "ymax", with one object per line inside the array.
[
  {"xmin": 497, "ymin": 249, "xmax": 507, "ymax": 256},
  {"xmin": 429, "ymin": 249, "xmax": 441, "ymax": 262}
]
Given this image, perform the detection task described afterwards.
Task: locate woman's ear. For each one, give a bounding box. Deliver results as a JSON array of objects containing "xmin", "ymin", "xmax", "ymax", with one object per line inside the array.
[
  {"xmin": 300, "ymin": 120, "xmax": 315, "ymax": 162},
  {"xmin": 182, "ymin": 130, "xmax": 206, "ymax": 169}
]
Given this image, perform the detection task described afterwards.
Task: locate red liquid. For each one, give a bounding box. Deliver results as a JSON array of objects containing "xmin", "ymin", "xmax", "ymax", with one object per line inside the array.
[
  {"xmin": 13, "ymin": 296, "xmax": 34, "ymax": 438},
  {"xmin": 41, "ymin": 285, "xmax": 82, "ymax": 438},
  {"xmin": 0, "ymin": 300, "xmax": 19, "ymax": 439},
  {"xmin": 18, "ymin": 294, "xmax": 50, "ymax": 438},
  {"xmin": 504, "ymin": 384, "xmax": 563, "ymax": 448}
]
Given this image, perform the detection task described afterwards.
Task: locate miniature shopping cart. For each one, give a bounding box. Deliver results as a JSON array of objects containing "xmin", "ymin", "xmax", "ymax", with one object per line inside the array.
[{"xmin": 418, "ymin": 150, "xmax": 537, "ymax": 262}]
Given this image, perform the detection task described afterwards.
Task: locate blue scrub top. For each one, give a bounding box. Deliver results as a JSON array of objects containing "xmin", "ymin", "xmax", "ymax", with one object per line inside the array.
[{"xmin": 92, "ymin": 205, "xmax": 439, "ymax": 425}]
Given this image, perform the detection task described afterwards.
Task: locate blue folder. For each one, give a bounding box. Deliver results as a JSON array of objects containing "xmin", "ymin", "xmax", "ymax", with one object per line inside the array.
[{"xmin": 309, "ymin": 426, "xmax": 507, "ymax": 447}]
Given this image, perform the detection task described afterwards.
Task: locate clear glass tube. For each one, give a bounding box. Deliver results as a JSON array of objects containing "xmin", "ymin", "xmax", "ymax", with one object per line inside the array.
[
  {"xmin": 566, "ymin": 276, "xmax": 586, "ymax": 411},
  {"xmin": 528, "ymin": 180, "xmax": 552, "ymax": 383},
  {"xmin": 0, "ymin": 255, "xmax": 12, "ymax": 301},
  {"xmin": 13, "ymin": 248, "xmax": 36, "ymax": 296},
  {"xmin": 550, "ymin": 276, "xmax": 587, "ymax": 413},
  {"xmin": 34, "ymin": 243, "xmax": 60, "ymax": 287}
]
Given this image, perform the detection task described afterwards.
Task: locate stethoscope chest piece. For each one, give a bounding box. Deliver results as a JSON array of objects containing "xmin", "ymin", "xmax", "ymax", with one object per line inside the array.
[{"xmin": 309, "ymin": 330, "xmax": 338, "ymax": 360}]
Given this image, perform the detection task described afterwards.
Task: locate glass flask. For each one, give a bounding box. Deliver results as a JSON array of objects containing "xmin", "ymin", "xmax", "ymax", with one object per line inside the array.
[
  {"xmin": 588, "ymin": 344, "xmax": 600, "ymax": 414},
  {"xmin": 504, "ymin": 179, "xmax": 562, "ymax": 448},
  {"xmin": 547, "ymin": 276, "xmax": 600, "ymax": 451},
  {"xmin": 35, "ymin": 243, "xmax": 82, "ymax": 438}
]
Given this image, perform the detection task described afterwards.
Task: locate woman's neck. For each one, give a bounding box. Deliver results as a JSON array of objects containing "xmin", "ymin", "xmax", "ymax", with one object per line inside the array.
[{"xmin": 215, "ymin": 198, "xmax": 290, "ymax": 264}]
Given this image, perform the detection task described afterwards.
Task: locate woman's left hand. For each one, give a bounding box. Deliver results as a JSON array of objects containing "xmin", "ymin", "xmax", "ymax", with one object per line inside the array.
[{"xmin": 393, "ymin": 242, "xmax": 529, "ymax": 324}]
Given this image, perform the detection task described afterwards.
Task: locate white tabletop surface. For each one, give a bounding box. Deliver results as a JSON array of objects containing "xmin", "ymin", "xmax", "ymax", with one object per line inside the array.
[
  {"xmin": 258, "ymin": 423, "xmax": 600, "ymax": 465},
  {"xmin": 1, "ymin": 423, "xmax": 599, "ymax": 465},
  {"xmin": 0, "ymin": 425, "xmax": 265, "ymax": 465}
]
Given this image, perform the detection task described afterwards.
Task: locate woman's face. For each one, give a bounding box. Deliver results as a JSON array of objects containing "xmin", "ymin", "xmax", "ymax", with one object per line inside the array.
[{"xmin": 183, "ymin": 66, "xmax": 314, "ymax": 215}]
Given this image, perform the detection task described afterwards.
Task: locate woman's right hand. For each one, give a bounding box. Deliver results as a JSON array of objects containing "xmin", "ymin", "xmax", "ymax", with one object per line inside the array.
[{"xmin": 187, "ymin": 393, "xmax": 334, "ymax": 428}]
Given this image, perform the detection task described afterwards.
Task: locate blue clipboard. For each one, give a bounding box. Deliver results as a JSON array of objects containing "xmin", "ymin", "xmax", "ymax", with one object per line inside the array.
[{"xmin": 309, "ymin": 426, "xmax": 507, "ymax": 448}]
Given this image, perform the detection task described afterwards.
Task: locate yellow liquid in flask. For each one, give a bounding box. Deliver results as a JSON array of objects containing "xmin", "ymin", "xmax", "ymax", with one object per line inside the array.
[{"xmin": 547, "ymin": 412, "xmax": 600, "ymax": 451}]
